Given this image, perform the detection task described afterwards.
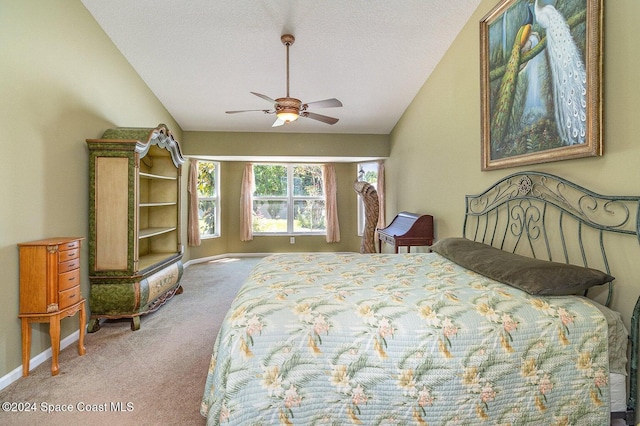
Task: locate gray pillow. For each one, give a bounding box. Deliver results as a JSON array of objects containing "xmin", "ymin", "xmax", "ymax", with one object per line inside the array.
[{"xmin": 430, "ymin": 237, "xmax": 614, "ymax": 296}]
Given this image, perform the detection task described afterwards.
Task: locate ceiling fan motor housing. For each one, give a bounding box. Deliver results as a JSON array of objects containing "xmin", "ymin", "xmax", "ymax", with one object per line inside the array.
[{"xmin": 275, "ymin": 97, "xmax": 302, "ymax": 115}]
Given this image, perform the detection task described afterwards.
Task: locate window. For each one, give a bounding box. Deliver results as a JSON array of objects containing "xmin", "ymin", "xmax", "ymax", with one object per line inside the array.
[
  {"xmin": 357, "ymin": 162, "xmax": 379, "ymax": 235},
  {"xmin": 197, "ymin": 161, "xmax": 220, "ymax": 238},
  {"xmin": 252, "ymin": 164, "xmax": 326, "ymax": 234}
]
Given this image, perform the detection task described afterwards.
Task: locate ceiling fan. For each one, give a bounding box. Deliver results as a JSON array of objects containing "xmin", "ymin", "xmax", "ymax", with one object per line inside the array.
[{"xmin": 225, "ymin": 34, "xmax": 343, "ymax": 127}]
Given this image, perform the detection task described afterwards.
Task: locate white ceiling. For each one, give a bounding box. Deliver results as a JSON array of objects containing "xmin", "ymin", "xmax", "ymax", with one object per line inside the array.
[{"xmin": 81, "ymin": 0, "xmax": 480, "ymax": 135}]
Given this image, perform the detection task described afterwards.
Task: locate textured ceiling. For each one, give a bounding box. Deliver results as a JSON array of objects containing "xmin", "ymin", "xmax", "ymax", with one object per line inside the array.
[{"xmin": 81, "ymin": 0, "xmax": 480, "ymax": 134}]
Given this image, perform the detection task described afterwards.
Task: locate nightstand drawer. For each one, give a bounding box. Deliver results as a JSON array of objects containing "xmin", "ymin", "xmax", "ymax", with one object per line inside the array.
[
  {"xmin": 59, "ymin": 248, "xmax": 79, "ymax": 263},
  {"xmin": 59, "ymin": 240, "xmax": 80, "ymax": 251},
  {"xmin": 59, "ymin": 269, "xmax": 80, "ymax": 291},
  {"xmin": 58, "ymin": 285, "xmax": 81, "ymax": 309},
  {"xmin": 59, "ymin": 258, "xmax": 80, "ymax": 273}
]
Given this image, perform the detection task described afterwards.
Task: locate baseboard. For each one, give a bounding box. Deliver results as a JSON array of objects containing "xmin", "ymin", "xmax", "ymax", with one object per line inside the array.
[{"xmin": 0, "ymin": 330, "xmax": 80, "ymax": 392}]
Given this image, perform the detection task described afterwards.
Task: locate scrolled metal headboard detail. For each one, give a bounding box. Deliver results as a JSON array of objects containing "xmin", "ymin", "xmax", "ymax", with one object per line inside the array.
[{"xmin": 466, "ymin": 172, "xmax": 639, "ymax": 234}]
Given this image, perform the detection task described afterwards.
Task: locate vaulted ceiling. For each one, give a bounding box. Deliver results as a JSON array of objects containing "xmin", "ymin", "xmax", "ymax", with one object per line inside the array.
[{"xmin": 81, "ymin": 0, "xmax": 480, "ymax": 134}]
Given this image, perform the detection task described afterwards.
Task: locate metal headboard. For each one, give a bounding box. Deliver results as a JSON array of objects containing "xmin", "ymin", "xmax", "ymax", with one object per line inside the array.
[{"xmin": 462, "ymin": 171, "xmax": 640, "ymax": 424}]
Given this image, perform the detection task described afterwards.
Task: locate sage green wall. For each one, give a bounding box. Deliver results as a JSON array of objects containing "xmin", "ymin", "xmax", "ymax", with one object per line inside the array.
[
  {"xmin": 0, "ymin": 0, "xmax": 181, "ymax": 380},
  {"xmin": 184, "ymin": 131, "xmax": 389, "ymax": 158},
  {"xmin": 388, "ymin": 0, "xmax": 640, "ymax": 329},
  {"xmin": 182, "ymin": 131, "xmax": 389, "ymax": 260}
]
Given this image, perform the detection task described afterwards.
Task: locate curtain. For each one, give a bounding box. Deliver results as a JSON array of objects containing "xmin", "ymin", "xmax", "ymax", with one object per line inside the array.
[
  {"xmin": 187, "ymin": 159, "xmax": 201, "ymax": 246},
  {"xmin": 322, "ymin": 164, "xmax": 341, "ymax": 243},
  {"xmin": 240, "ymin": 163, "xmax": 254, "ymax": 241},
  {"xmin": 376, "ymin": 160, "xmax": 386, "ymax": 230}
]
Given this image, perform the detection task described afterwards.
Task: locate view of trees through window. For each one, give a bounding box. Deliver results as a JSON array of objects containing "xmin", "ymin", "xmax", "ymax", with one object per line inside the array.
[
  {"xmin": 253, "ymin": 164, "xmax": 326, "ymax": 233},
  {"xmin": 197, "ymin": 161, "xmax": 219, "ymax": 237}
]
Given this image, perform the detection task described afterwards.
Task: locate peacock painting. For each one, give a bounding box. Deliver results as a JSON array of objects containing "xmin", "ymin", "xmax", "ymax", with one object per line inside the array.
[{"xmin": 480, "ymin": 0, "xmax": 602, "ymax": 170}]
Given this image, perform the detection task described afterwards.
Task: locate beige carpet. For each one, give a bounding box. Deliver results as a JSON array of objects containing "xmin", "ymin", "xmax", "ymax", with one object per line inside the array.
[{"xmin": 0, "ymin": 256, "xmax": 262, "ymax": 426}]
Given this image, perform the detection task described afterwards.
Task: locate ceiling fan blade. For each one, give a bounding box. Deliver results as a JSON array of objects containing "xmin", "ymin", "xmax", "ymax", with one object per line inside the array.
[
  {"xmin": 225, "ymin": 109, "xmax": 272, "ymax": 114},
  {"xmin": 300, "ymin": 111, "xmax": 339, "ymax": 125},
  {"xmin": 272, "ymin": 118, "xmax": 286, "ymax": 127},
  {"xmin": 303, "ymin": 98, "xmax": 343, "ymax": 109},
  {"xmin": 251, "ymin": 92, "xmax": 277, "ymax": 104}
]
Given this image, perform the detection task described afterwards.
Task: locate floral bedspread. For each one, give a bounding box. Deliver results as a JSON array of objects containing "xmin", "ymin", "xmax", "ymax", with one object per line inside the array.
[{"xmin": 201, "ymin": 253, "xmax": 611, "ymax": 425}]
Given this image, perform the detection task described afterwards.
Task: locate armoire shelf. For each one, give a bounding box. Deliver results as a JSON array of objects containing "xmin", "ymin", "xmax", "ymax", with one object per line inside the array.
[
  {"xmin": 139, "ymin": 227, "xmax": 177, "ymax": 239},
  {"xmin": 139, "ymin": 202, "xmax": 177, "ymax": 207},
  {"xmin": 139, "ymin": 172, "xmax": 176, "ymax": 181},
  {"xmin": 86, "ymin": 124, "xmax": 184, "ymax": 332}
]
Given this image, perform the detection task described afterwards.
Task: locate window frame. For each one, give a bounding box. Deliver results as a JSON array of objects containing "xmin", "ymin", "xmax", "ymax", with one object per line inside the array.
[
  {"xmin": 252, "ymin": 163, "xmax": 326, "ymax": 236},
  {"xmin": 196, "ymin": 160, "xmax": 220, "ymax": 239}
]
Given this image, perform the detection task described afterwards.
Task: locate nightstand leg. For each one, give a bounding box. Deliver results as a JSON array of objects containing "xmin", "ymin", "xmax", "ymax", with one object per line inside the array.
[
  {"xmin": 21, "ymin": 318, "xmax": 31, "ymax": 377},
  {"xmin": 49, "ymin": 314, "xmax": 60, "ymax": 376},
  {"xmin": 78, "ymin": 303, "xmax": 86, "ymax": 356}
]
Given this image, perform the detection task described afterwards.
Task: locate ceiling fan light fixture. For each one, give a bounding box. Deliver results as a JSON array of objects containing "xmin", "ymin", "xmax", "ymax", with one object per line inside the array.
[{"xmin": 276, "ymin": 109, "xmax": 299, "ymax": 123}]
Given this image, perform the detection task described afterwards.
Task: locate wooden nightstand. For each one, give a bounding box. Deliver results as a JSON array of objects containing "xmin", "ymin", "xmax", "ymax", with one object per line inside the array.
[{"xmin": 18, "ymin": 237, "xmax": 86, "ymax": 376}]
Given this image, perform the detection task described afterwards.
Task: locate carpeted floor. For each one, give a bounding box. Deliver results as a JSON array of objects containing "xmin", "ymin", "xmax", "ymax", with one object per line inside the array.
[{"xmin": 0, "ymin": 256, "xmax": 262, "ymax": 426}]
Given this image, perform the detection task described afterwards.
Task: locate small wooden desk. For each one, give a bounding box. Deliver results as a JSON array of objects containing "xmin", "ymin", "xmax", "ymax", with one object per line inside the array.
[
  {"xmin": 19, "ymin": 299, "xmax": 86, "ymax": 376},
  {"xmin": 378, "ymin": 212, "xmax": 434, "ymax": 253}
]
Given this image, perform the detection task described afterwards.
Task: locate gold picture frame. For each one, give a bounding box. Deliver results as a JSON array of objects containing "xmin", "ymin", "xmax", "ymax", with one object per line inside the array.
[{"xmin": 480, "ymin": 0, "xmax": 603, "ymax": 171}]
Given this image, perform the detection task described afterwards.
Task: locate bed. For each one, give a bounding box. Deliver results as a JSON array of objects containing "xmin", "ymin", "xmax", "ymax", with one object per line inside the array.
[{"xmin": 201, "ymin": 171, "xmax": 639, "ymax": 425}]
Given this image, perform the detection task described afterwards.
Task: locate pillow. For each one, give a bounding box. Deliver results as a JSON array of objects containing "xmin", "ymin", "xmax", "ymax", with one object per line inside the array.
[{"xmin": 430, "ymin": 237, "xmax": 614, "ymax": 296}]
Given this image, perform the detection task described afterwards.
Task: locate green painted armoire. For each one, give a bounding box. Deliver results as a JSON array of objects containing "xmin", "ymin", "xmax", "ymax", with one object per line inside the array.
[{"xmin": 86, "ymin": 124, "xmax": 184, "ymax": 332}]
